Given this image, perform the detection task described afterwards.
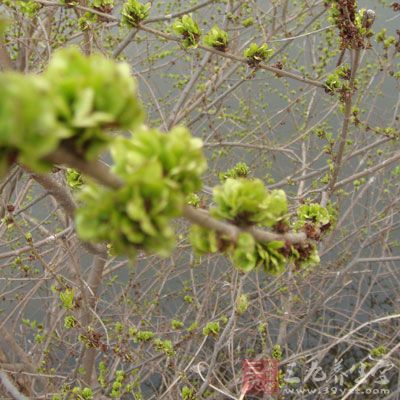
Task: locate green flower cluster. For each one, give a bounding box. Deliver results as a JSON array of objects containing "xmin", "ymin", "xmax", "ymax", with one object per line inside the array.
[
  {"xmin": 0, "ymin": 47, "xmax": 143, "ymax": 176},
  {"xmin": 187, "ymin": 193, "xmax": 201, "ymax": 207},
  {"xmin": 236, "ymin": 293, "xmax": 249, "ymax": 315},
  {"xmin": 190, "ymin": 178, "xmax": 289, "ymax": 274},
  {"xmin": 289, "ymin": 203, "xmax": 333, "ymax": 269},
  {"xmin": 203, "ymin": 25, "xmax": 228, "ymax": 51},
  {"xmin": 64, "ymin": 315, "xmax": 77, "ymax": 329},
  {"xmin": 91, "ymin": 0, "xmax": 114, "ymax": 10},
  {"xmin": 181, "ymin": 386, "xmax": 196, "ymax": 400},
  {"xmin": 232, "ymin": 232, "xmax": 287, "ymax": 274},
  {"xmin": 18, "ymin": 1, "xmax": 41, "ymax": 17},
  {"xmin": 66, "ymin": 168, "xmax": 84, "ymax": 190},
  {"xmin": 110, "ymin": 370, "xmax": 125, "ymax": 398},
  {"xmin": 75, "ymin": 127, "xmax": 207, "ymax": 257},
  {"xmin": 0, "ymin": 73, "xmax": 70, "ymax": 174},
  {"xmin": 295, "ymin": 203, "xmax": 331, "ymax": 229},
  {"xmin": 153, "ymin": 338, "xmax": 175, "ymax": 356},
  {"xmin": 189, "ymin": 225, "xmax": 219, "ymax": 254},
  {"xmin": 212, "ymin": 178, "xmax": 288, "ymax": 227},
  {"xmin": 44, "ymin": 47, "xmax": 143, "ymax": 158},
  {"xmin": 202, "ymin": 321, "xmax": 220, "ymax": 336},
  {"xmin": 121, "ymin": 0, "xmax": 151, "ymax": 27},
  {"xmin": 71, "ymin": 387, "xmax": 93, "ymax": 400},
  {"xmin": 244, "ymin": 43, "xmax": 274, "ymax": 65},
  {"xmin": 291, "ymin": 244, "xmax": 320, "ymax": 270},
  {"xmin": 327, "ymin": 1, "xmax": 373, "ymax": 49},
  {"xmin": 75, "ymin": 168, "xmax": 179, "ymax": 258},
  {"xmin": 219, "ymin": 162, "xmax": 250, "ymax": 181},
  {"xmin": 172, "ymin": 15, "xmax": 201, "ymax": 48},
  {"xmin": 324, "ymin": 64, "xmax": 350, "ymax": 94},
  {"xmin": 111, "ymin": 126, "xmax": 206, "ymax": 194}
]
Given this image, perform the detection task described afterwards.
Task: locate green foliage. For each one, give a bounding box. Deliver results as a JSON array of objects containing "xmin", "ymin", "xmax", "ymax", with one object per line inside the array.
[
  {"xmin": 91, "ymin": 0, "xmax": 114, "ymax": 8},
  {"xmin": 258, "ymin": 322, "xmax": 267, "ymax": 334},
  {"xmin": 181, "ymin": 386, "xmax": 196, "ymax": 400},
  {"xmin": 376, "ymin": 28, "xmax": 387, "ymax": 43},
  {"xmin": 232, "ymin": 235, "xmax": 289, "ymax": 275},
  {"xmin": 184, "ymin": 295, "xmax": 193, "ymax": 304},
  {"xmin": 121, "ymin": 0, "xmax": 151, "ymax": 27},
  {"xmin": 111, "ymin": 370, "xmax": 125, "ymax": 398},
  {"xmin": 219, "ymin": 162, "xmax": 250, "ymax": 181},
  {"xmin": 327, "ymin": 2, "xmax": 373, "ymax": 49},
  {"xmin": 76, "ymin": 126, "xmax": 206, "ymax": 257},
  {"xmin": 64, "ymin": 315, "xmax": 77, "ymax": 329},
  {"xmin": 71, "ymin": 386, "xmax": 93, "ymax": 400},
  {"xmin": 244, "ymin": 43, "xmax": 274, "ymax": 65},
  {"xmin": 203, "ymin": 25, "xmax": 228, "ymax": 51},
  {"xmin": 256, "ymin": 241, "xmax": 287, "ymax": 274},
  {"xmin": 325, "ymin": 72, "xmax": 341, "ymax": 92},
  {"xmin": 190, "ymin": 178, "xmax": 290, "ymax": 274},
  {"xmin": 153, "ymin": 338, "xmax": 175, "ymax": 356},
  {"xmin": 272, "ymin": 344, "xmax": 282, "ymax": 360},
  {"xmin": 187, "ymin": 321, "xmax": 198, "ymax": 331},
  {"xmin": 187, "ymin": 193, "xmax": 200, "ymax": 207},
  {"xmin": 112, "ymin": 126, "xmax": 207, "ymax": 195},
  {"xmin": 171, "ymin": 319, "xmax": 184, "ymax": 329},
  {"xmin": 44, "ymin": 47, "xmax": 144, "ymax": 159},
  {"xmin": 359, "ymin": 9, "xmax": 375, "ymax": 43},
  {"xmin": 370, "ymin": 345, "xmax": 387, "ymax": 358},
  {"xmin": 0, "ymin": 47, "xmax": 144, "ymax": 176},
  {"xmin": 242, "ymin": 17, "xmax": 254, "ymax": 27},
  {"xmin": 59, "ymin": 288, "xmax": 75, "ymax": 310},
  {"xmin": 212, "ymin": 178, "xmax": 288, "ymax": 227},
  {"xmin": 236, "ymin": 293, "xmax": 249, "ymax": 315},
  {"xmin": 66, "ymin": 168, "xmax": 84, "ymax": 190},
  {"xmin": 114, "ymin": 321, "xmax": 123, "ymax": 333},
  {"xmin": 374, "ymin": 28, "xmax": 397, "ymax": 50},
  {"xmin": 189, "ymin": 225, "xmax": 218, "ymax": 254},
  {"xmin": 75, "ymin": 180, "xmax": 178, "ymax": 257},
  {"xmin": 197, "ymin": 225, "xmax": 286, "ymax": 275},
  {"xmin": 97, "ymin": 361, "xmax": 107, "ymax": 388},
  {"xmin": 0, "ymin": 73, "xmax": 70, "ymax": 174},
  {"xmin": 18, "ymin": 1, "xmax": 41, "ymax": 17},
  {"xmin": 392, "ymin": 165, "xmax": 400, "ymax": 177},
  {"xmin": 202, "ymin": 321, "xmax": 220, "ymax": 336},
  {"xmin": 135, "ymin": 330, "xmax": 155, "ymax": 342},
  {"xmin": 78, "ymin": 12, "xmax": 97, "ymax": 31},
  {"xmin": 295, "ymin": 203, "xmax": 331, "ymax": 229},
  {"xmin": 324, "ymin": 64, "xmax": 350, "ymax": 94},
  {"xmin": 294, "ymin": 244, "xmax": 320, "ymax": 269},
  {"xmin": 231, "ymin": 233, "xmax": 257, "ymax": 272},
  {"xmin": 172, "ymin": 15, "xmax": 201, "ymax": 48}
]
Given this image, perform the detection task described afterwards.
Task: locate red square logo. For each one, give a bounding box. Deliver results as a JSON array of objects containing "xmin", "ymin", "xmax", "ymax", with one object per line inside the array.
[{"xmin": 242, "ymin": 359, "xmax": 279, "ymax": 396}]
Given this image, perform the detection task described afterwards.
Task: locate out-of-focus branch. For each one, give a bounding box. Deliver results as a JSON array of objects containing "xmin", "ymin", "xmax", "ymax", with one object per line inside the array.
[
  {"xmin": 0, "ymin": 18, "xmax": 13, "ymax": 70},
  {"xmin": 29, "ymin": 171, "xmax": 105, "ymax": 255},
  {"xmin": 0, "ymin": 41, "xmax": 13, "ymax": 70},
  {"xmin": 81, "ymin": 253, "xmax": 108, "ymax": 385},
  {"xmin": 0, "ymin": 371, "xmax": 29, "ymax": 400},
  {"xmin": 27, "ymin": 172, "xmax": 108, "ymax": 385}
]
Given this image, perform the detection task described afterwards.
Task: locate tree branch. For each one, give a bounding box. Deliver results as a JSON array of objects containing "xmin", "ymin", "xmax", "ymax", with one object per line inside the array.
[
  {"xmin": 46, "ymin": 147, "xmax": 307, "ymax": 246},
  {"xmin": 0, "ymin": 371, "xmax": 29, "ymax": 400}
]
